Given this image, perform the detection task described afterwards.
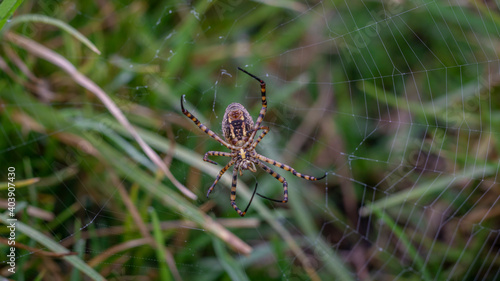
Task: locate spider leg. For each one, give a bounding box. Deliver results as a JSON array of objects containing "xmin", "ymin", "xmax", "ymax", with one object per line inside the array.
[
  {"xmin": 229, "ymin": 171, "xmax": 259, "ymax": 217},
  {"xmin": 256, "ymin": 161, "xmax": 288, "ymax": 203},
  {"xmin": 203, "ymin": 151, "xmax": 235, "ymax": 165},
  {"xmin": 241, "ymin": 182, "xmax": 259, "ymax": 216},
  {"xmin": 181, "ymin": 95, "xmax": 238, "ymax": 150},
  {"xmin": 256, "ymin": 154, "xmax": 327, "ymax": 181},
  {"xmin": 229, "ymin": 167, "xmax": 247, "ymax": 216},
  {"xmin": 207, "ymin": 159, "xmax": 236, "ymax": 198},
  {"xmin": 238, "ymin": 68, "xmax": 267, "ymax": 146},
  {"xmin": 249, "ymin": 126, "xmax": 269, "ymax": 149}
]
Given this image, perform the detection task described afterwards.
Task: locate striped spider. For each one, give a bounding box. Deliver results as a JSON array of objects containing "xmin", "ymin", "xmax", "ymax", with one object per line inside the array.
[{"xmin": 181, "ymin": 67, "xmax": 326, "ymax": 216}]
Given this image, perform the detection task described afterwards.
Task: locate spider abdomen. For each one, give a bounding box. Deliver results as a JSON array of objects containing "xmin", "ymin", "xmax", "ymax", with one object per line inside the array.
[{"xmin": 222, "ymin": 102, "xmax": 254, "ymax": 145}]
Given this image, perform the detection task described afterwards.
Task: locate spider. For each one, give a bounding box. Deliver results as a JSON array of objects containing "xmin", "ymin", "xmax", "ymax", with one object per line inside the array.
[{"xmin": 181, "ymin": 67, "xmax": 326, "ymax": 216}]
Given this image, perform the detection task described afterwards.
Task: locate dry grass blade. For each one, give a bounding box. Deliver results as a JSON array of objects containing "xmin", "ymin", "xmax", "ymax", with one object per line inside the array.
[
  {"xmin": 5, "ymin": 32, "xmax": 197, "ymax": 200},
  {"xmin": 111, "ymin": 174, "xmax": 182, "ymax": 281},
  {"xmin": 88, "ymin": 237, "xmax": 153, "ymax": 267},
  {"xmin": 59, "ymin": 218, "xmax": 260, "ymax": 247},
  {"xmin": 0, "ymin": 237, "xmax": 77, "ymax": 258},
  {"xmin": 0, "ymin": 199, "xmax": 52, "ymax": 220}
]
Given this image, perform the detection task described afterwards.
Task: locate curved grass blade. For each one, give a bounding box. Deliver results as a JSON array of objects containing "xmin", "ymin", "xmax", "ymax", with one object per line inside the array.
[
  {"xmin": 0, "ymin": 213, "xmax": 105, "ymax": 281},
  {"xmin": 2, "ymin": 14, "xmax": 100, "ymax": 54}
]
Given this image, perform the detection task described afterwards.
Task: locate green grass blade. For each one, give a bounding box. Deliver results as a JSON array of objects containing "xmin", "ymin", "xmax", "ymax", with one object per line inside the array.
[
  {"xmin": 149, "ymin": 207, "xmax": 173, "ymax": 281},
  {"xmin": 372, "ymin": 207, "xmax": 431, "ymax": 280},
  {"xmin": 0, "ymin": 213, "xmax": 105, "ymax": 281},
  {"xmin": 212, "ymin": 237, "xmax": 250, "ymax": 281},
  {"xmin": 3, "ymin": 14, "xmax": 100, "ymax": 54},
  {"xmin": 0, "ymin": 0, "xmax": 23, "ymax": 30},
  {"xmin": 70, "ymin": 219, "xmax": 84, "ymax": 281},
  {"xmin": 360, "ymin": 165, "xmax": 496, "ymax": 216}
]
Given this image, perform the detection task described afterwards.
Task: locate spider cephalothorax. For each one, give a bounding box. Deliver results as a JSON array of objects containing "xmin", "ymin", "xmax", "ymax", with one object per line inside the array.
[{"xmin": 181, "ymin": 67, "xmax": 326, "ymax": 216}]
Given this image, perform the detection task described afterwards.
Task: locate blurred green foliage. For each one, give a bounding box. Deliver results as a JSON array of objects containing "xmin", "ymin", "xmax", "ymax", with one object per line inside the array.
[{"xmin": 1, "ymin": 0, "xmax": 500, "ymax": 280}]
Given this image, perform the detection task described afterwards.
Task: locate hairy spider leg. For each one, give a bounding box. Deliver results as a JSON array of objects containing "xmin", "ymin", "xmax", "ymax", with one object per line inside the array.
[
  {"xmin": 207, "ymin": 159, "xmax": 236, "ymax": 198},
  {"xmin": 250, "ymin": 126, "xmax": 270, "ymax": 150},
  {"xmin": 203, "ymin": 151, "xmax": 235, "ymax": 165},
  {"xmin": 256, "ymin": 154, "xmax": 327, "ymax": 181},
  {"xmin": 237, "ymin": 68, "xmax": 267, "ymax": 147},
  {"xmin": 228, "ymin": 172, "xmax": 259, "ymax": 217},
  {"xmin": 230, "ymin": 167, "xmax": 246, "ymax": 216},
  {"xmin": 180, "ymin": 95, "xmax": 238, "ymax": 150},
  {"xmin": 256, "ymin": 161, "xmax": 288, "ymax": 203}
]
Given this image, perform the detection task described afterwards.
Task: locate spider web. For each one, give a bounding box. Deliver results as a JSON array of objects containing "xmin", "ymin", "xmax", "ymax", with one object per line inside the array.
[{"xmin": 1, "ymin": 0, "xmax": 500, "ymax": 280}]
